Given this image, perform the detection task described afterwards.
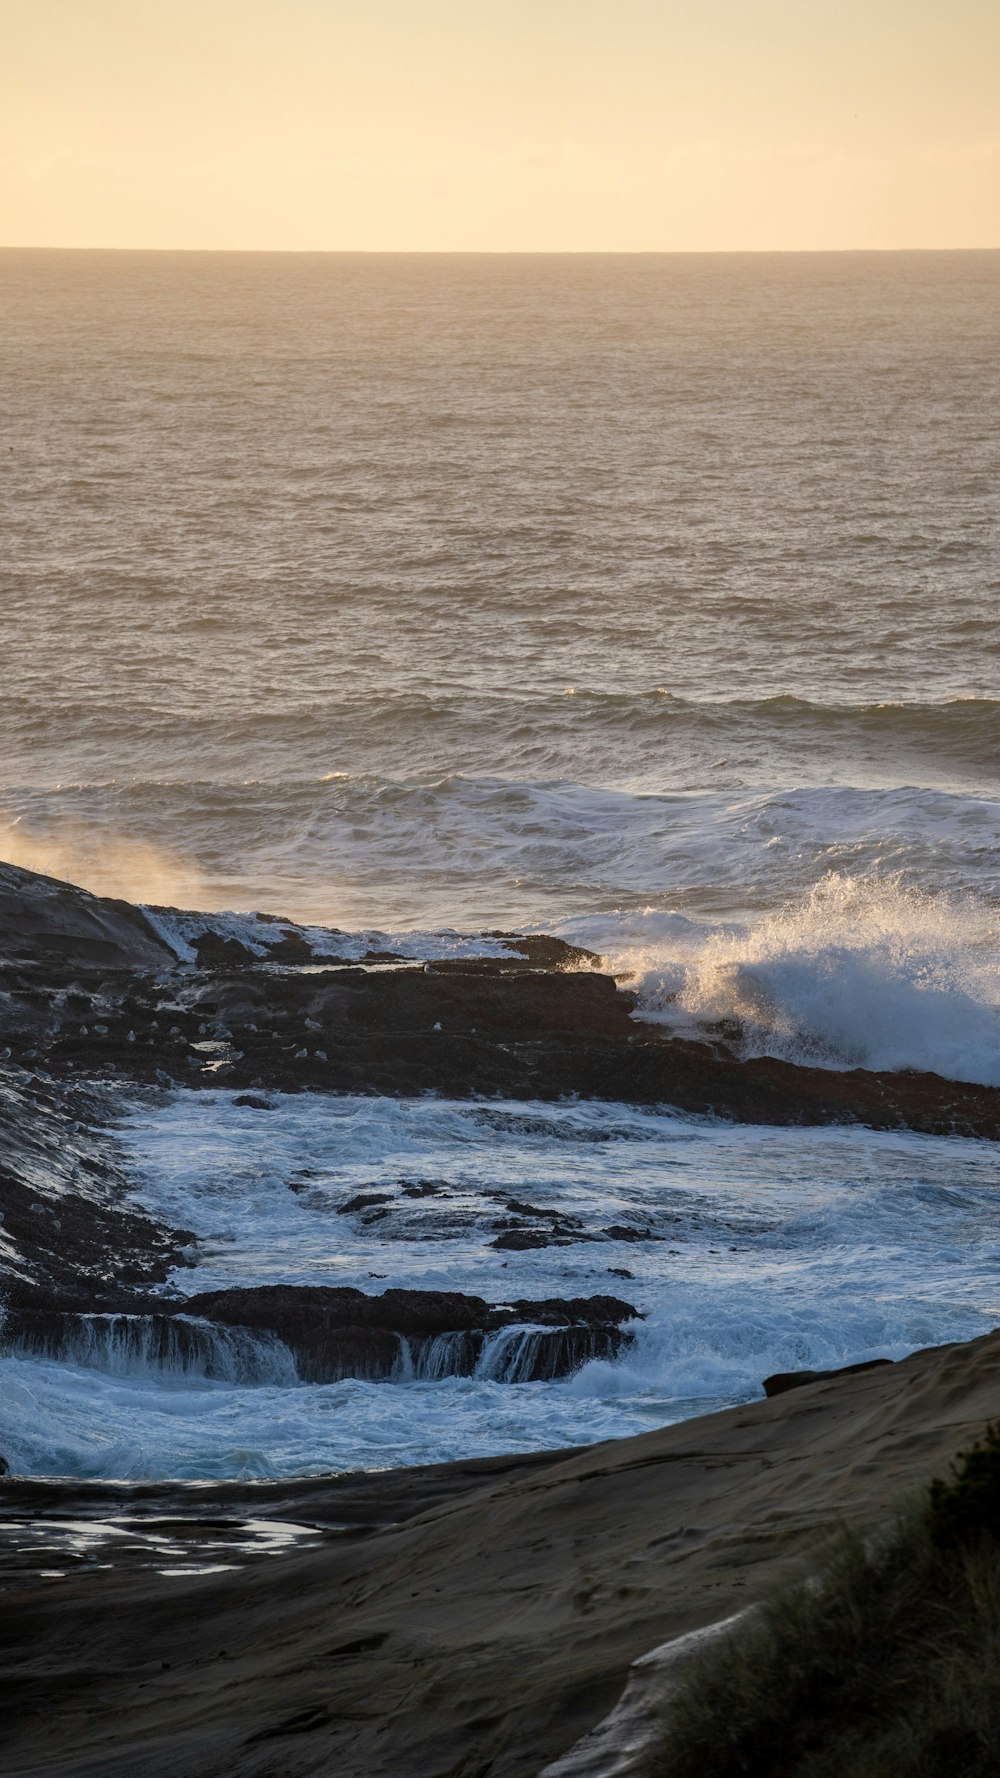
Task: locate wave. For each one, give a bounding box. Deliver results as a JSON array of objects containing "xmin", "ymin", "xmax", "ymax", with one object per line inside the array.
[
  {"xmin": 593, "ymin": 876, "xmax": 1000, "ymax": 1087},
  {"xmin": 3, "ymin": 775, "xmax": 1000, "ymax": 1083},
  {"xmin": 3, "ymin": 776, "xmax": 998, "ymax": 931},
  {"xmin": 2, "ymin": 692, "xmax": 998, "ymax": 796}
]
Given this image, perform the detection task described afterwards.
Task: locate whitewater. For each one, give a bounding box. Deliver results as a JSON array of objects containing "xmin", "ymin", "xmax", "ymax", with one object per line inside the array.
[{"xmin": 1, "ymin": 248, "xmax": 998, "ymax": 1481}]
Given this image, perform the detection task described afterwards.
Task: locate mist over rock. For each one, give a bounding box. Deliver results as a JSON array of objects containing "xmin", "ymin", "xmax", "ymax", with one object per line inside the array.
[
  {"xmin": 0, "ymin": 860, "xmax": 177, "ymax": 973},
  {"xmin": 1, "ymin": 859, "xmax": 999, "ymax": 1140}
]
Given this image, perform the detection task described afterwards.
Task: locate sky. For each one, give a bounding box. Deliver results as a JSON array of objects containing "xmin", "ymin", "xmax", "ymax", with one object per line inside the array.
[{"xmin": 2, "ymin": 0, "xmax": 998, "ymax": 251}]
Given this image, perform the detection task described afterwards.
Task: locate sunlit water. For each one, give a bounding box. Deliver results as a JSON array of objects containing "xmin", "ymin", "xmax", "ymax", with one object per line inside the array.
[{"xmin": 1, "ymin": 252, "xmax": 998, "ymax": 1479}]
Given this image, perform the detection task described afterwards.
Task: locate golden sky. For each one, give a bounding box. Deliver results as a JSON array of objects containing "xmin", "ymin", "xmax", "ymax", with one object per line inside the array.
[{"xmin": 2, "ymin": 0, "xmax": 998, "ymax": 251}]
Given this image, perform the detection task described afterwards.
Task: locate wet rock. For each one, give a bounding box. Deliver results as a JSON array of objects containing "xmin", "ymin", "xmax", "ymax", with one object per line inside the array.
[
  {"xmin": 506, "ymin": 1296, "xmax": 639, "ymax": 1329},
  {"xmin": 602, "ymin": 1225, "xmax": 659, "ymax": 1243},
  {"xmin": 173, "ymin": 1285, "xmax": 639, "ymax": 1383},
  {"xmin": 481, "ymin": 932, "xmax": 602, "ymax": 971},
  {"xmin": 762, "ymin": 1357, "xmax": 895, "ymax": 1398},
  {"xmin": 0, "ymin": 1066, "xmax": 194, "ymax": 1308},
  {"xmin": 0, "ymin": 861, "xmax": 176, "ymax": 973},
  {"xmin": 233, "ymin": 1094, "xmax": 274, "ymax": 1110},
  {"xmin": 5, "ymin": 862, "xmax": 1000, "ymax": 1146},
  {"xmin": 492, "ymin": 1230, "xmax": 556, "ymax": 1251}
]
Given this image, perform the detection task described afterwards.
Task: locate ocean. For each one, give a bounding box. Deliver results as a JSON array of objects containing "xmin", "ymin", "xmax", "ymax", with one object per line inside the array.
[{"xmin": 2, "ymin": 248, "xmax": 999, "ymax": 1479}]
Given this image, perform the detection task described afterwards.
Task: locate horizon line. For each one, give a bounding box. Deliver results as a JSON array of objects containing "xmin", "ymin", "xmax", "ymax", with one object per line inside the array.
[{"xmin": 3, "ymin": 243, "xmax": 1000, "ymax": 257}]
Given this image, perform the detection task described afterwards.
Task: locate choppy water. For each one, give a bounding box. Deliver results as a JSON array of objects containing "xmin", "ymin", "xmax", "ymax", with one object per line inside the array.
[
  {"xmin": 3, "ymin": 1091, "xmax": 999, "ymax": 1481},
  {"xmin": 1, "ymin": 250, "xmax": 999, "ymax": 1480}
]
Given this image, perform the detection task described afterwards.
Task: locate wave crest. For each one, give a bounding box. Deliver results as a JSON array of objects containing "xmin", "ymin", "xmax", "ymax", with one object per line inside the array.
[{"xmin": 624, "ymin": 877, "xmax": 1000, "ymax": 1086}]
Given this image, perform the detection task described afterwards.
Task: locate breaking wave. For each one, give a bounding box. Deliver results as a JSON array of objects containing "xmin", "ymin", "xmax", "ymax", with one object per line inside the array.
[
  {"xmin": 3, "ymin": 776, "xmax": 999, "ymax": 931},
  {"xmin": 617, "ymin": 877, "xmax": 1000, "ymax": 1086}
]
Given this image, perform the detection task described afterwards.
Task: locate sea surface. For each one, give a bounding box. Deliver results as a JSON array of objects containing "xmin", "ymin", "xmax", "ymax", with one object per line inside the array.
[{"xmin": 1, "ymin": 249, "xmax": 999, "ymax": 1479}]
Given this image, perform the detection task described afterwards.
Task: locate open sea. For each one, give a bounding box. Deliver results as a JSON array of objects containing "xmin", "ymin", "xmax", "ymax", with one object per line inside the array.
[{"xmin": 1, "ymin": 249, "xmax": 999, "ymax": 1479}]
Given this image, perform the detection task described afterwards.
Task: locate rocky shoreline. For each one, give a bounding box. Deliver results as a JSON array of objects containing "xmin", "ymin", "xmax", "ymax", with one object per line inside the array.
[
  {"xmin": 3, "ymin": 1330, "xmax": 1000, "ymax": 1776},
  {"xmin": 3, "ymin": 859, "xmax": 1000, "ymax": 1773},
  {"xmin": 3, "ymin": 857, "xmax": 999, "ymax": 1407},
  {"xmin": 4, "ymin": 860, "xmax": 1000, "ymax": 1139},
  {"xmin": 0, "ymin": 1060, "xmax": 638, "ymax": 1390}
]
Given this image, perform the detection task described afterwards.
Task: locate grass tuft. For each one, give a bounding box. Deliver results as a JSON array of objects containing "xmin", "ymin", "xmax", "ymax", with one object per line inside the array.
[{"xmin": 646, "ymin": 1427, "xmax": 1000, "ymax": 1777}]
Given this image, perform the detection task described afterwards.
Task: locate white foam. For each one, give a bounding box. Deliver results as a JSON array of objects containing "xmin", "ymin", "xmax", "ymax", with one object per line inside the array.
[
  {"xmin": 573, "ymin": 876, "xmax": 1000, "ymax": 1087},
  {"xmin": 3, "ymin": 1091, "xmax": 993, "ymax": 1481},
  {"xmin": 140, "ymin": 903, "xmax": 523, "ymax": 966}
]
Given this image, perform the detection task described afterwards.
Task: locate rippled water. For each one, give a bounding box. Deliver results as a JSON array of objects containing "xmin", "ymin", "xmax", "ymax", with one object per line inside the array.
[
  {"xmin": 2, "ymin": 251, "xmax": 998, "ymax": 923},
  {"xmin": 2, "ymin": 250, "xmax": 999, "ymax": 1480}
]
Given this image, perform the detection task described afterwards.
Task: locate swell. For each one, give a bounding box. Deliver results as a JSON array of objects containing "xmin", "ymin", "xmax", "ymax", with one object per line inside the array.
[
  {"xmin": 2, "ymin": 692, "xmax": 998, "ymax": 791},
  {"xmin": 3, "ymin": 775, "xmax": 998, "ymax": 931}
]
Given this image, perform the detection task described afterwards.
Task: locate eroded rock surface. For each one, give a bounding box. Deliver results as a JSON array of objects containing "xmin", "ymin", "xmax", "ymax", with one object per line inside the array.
[{"xmin": 0, "ymin": 1067, "xmax": 190, "ymax": 1310}]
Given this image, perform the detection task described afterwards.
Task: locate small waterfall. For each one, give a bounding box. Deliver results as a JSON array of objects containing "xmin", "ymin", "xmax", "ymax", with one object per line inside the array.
[
  {"xmin": 4, "ymin": 1310, "xmax": 628, "ymax": 1387},
  {"xmin": 412, "ymin": 1331, "xmax": 481, "ymax": 1380},
  {"xmin": 393, "ymin": 1333, "xmax": 416, "ymax": 1381},
  {"xmin": 390, "ymin": 1324, "xmax": 629, "ymax": 1384},
  {"xmin": 8, "ymin": 1312, "xmax": 299, "ymax": 1385},
  {"xmin": 474, "ymin": 1324, "xmax": 630, "ymax": 1382},
  {"xmin": 475, "ymin": 1326, "xmax": 549, "ymax": 1384},
  {"xmin": 393, "ymin": 1331, "xmax": 482, "ymax": 1381}
]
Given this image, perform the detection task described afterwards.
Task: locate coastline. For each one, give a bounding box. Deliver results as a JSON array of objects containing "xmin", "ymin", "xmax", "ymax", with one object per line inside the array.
[
  {"xmin": 3, "ymin": 857, "xmax": 1000, "ymax": 1772},
  {"xmin": 4, "ymin": 1329, "xmax": 1000, "ymax": 1776}
]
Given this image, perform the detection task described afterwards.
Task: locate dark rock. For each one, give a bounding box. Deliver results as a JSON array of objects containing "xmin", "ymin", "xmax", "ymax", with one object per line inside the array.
[
  {"xmin": 483, "ymin": 932, "xmax": 603, "ymax": 971},
  {"xmin": 602, "ymin": 1225, "xmax": 658, "ymax": 1243},
  {"xmin": 193, "ymin": 932, "xmax": 255, "ymax": 968},
  {"xmin": 170, "ymin": 1285, "xmax": 639, "ymax": 1383},
  {"xmin": 762, "ymin": 1357, "xmax": 895, "ymax": 1398},
  {"xmin": 506, "ymin": 1295, "xmax": 639, "ymax": 1329},
  {"xmin": 0, "ymin": 861, "xmax": 176, "ymax": 973},
  {"xmin": 0, "ymin": 1067, "xmax": 194, "ymax": 1308},
  {"xmin": 5, "ymin": 861, "xmax": 1000, "ymax": 1168},
  {"xmin": 337, "ymin": 1193, "xmax": 393, "ymax": 1215},
  {"xmin": 492, "ymin": 1231, "xmax": 554, "ymax": 1251},
  {"xmin": 233, "ymin": 1094, "xmax": 274, "ymax": 1110}
]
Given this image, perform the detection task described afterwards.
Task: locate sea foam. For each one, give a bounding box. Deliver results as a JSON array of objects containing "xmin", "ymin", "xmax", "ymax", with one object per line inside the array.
[{"xmin": 586, "ymin": 876, "xmax": 1000, "ymax": 1086}]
